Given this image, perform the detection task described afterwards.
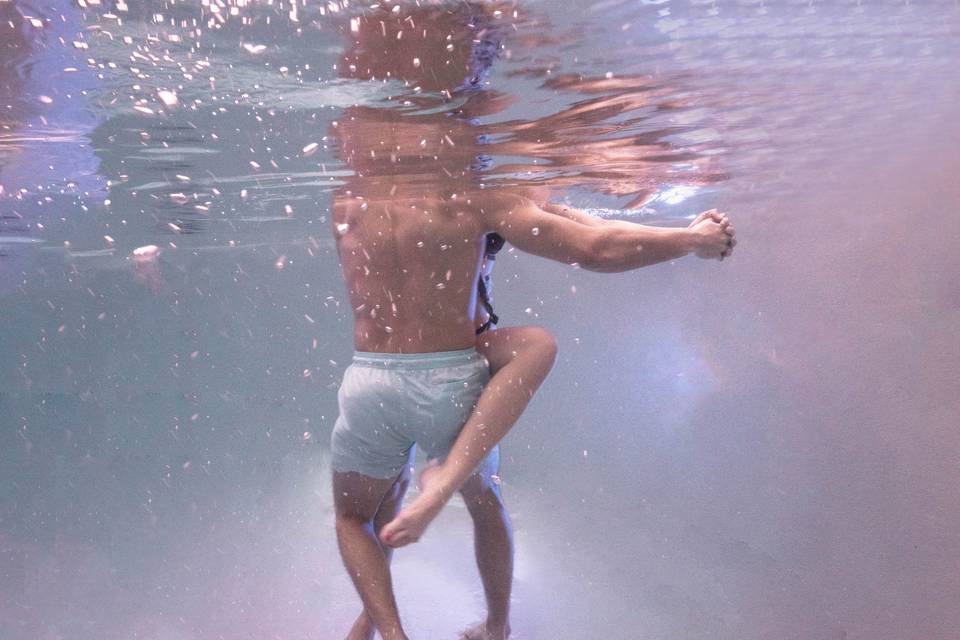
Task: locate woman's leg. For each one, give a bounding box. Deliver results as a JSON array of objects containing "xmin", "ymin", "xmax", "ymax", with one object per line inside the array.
[{"xmin": 380, "ymin": 326, "xmax": 557, "ymax": 547}]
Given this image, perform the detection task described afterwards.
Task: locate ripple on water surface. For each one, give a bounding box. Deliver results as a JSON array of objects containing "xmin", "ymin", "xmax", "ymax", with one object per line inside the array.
[{"xmin": 0, "ymin": 0, "xmax": 957, "ymax": 282}]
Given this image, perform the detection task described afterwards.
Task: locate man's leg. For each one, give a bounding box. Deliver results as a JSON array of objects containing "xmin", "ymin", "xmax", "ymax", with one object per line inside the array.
[
  {"xmin": 334, "ymin": 470, "xmax": 411, "ymax": 640},
  {"xmin": 458, "ymin": 472, "xmax": 513, "ymax": 640},
  {"xmin": 346, "ymin": 469, "xmax": 412, "ymax": 640}
]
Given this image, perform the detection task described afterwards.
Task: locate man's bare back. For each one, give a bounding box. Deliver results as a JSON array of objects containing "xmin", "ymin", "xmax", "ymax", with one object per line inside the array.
[
  {"xmin": 335, "ymin": 186, "xmax": 735, "ymax": 356},
  {"xmin": 334, "ymin": 194, "xmax": 487, "ymax": 354}
]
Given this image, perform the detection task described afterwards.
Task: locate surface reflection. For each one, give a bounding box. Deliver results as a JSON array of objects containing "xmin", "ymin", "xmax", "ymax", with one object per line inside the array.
[
  {"xmin": 0, "ymin": 0, "xmax": 107, "ymax": 295},
  {"xmin": 0, "ymin": 2, "xmax": 31, "ymax": 152},
  {"xmin": 334, "ymin": 1, "xmax": 721, "ymax": 219},
  {"xmin": 0, "ymin": 2, "xmax": 37, "ymax": 293}
]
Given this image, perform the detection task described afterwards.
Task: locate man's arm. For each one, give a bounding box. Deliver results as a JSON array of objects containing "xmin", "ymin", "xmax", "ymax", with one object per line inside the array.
[
  {"xmin": 481, "ymin": 195, "xmax": 732, "ymax": 272},
  {"xmin": 540, "ymin": 202, "xmax": 605, "ymax": 227}
]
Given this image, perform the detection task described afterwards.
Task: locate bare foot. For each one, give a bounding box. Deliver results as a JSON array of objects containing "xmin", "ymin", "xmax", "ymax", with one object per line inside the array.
[
  {"xmin": 379, "ymin": 463, "xmax": 447, "ymax": 548},
  {"xmin": 460, "ymin": 621, "xmax": 511, "ymax": 640}
]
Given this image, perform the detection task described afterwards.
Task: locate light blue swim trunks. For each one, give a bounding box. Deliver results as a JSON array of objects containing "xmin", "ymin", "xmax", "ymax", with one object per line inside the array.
[{"xmin": 331, "ymin": 347, "xmax": 499, "ymax": 480}]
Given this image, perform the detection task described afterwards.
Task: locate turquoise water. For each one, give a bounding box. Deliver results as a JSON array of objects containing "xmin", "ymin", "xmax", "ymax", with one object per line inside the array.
[{"xmin": 2, "ymin": 1, "xmax": 960, "ymax": 638}]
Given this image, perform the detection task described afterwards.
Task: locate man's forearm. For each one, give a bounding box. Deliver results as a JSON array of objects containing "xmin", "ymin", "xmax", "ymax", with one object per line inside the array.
[
  {"xmin": 584, "ymin": 221, "xmax": 695, "ymax": 272},
  {"xmin": 541, "ymin": 203, "xmax": 605, "ymax": 227},
  {"xmin": 542, "ymin": 204, "xmax": 695, "ymax": 270}
]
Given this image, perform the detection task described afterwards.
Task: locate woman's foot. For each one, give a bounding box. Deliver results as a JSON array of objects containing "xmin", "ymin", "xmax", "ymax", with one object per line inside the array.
[{"xmin": 379, "ymin": 463, "xmax": 447, "ymax": 548}]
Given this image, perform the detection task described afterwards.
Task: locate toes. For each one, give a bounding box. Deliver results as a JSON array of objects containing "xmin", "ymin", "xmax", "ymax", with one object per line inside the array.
[
  {"xmin": 382, "ymin": 530, "xmax": 417, "ymax": 548},
  {"xmin": 381, "ymin": 525, "xmax": 402, "ymax": 545},
  {"xmin": 382, "ymin": 533, "xmax": 399, "ymax": 547},
  {"xmin": 379, "ymin": 523, "xmax": 399, "ymax": 544}
]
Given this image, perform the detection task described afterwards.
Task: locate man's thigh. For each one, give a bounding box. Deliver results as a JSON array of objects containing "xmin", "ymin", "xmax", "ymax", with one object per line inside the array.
[
  {"xmin": 333, "ymin": 470, "xmax": 407, "ymax": 521},
  {"xmin": 331, "ymin": 363, "xmax": 416, "ymax": 480}
]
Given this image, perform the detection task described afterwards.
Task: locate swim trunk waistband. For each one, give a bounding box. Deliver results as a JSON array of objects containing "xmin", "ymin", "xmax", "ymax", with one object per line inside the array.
[{"xmin": 352, "ymin": 347, "xmax": 483, "ymax": 370}]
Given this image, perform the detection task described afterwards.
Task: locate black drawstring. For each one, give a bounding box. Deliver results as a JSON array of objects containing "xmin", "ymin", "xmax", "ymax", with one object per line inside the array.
[
  {"xmin": 476, "ymin": 233, "xmax": 505, "ymax": 335},
  {"xmin": 476, "ymin": 274, "xmax": 499, "ymax": 335}
]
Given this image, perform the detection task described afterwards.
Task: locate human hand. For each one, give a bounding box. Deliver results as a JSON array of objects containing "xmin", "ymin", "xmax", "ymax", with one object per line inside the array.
[{"xmin": 688, "ymin": 208, "xmax": 736, "ymax": 260}]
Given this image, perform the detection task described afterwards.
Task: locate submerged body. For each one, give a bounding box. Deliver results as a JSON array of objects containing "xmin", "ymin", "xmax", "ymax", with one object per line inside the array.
[
  {"xmin": 331, "ymin": 185, "xmax": 558, "ymax": 640},
  {"xmin": 331, "ymin": 181, "xmax": 734, "ymax": 640},
  {"xmin": 328, "ymin": 3, "xmax": 735, "ymax": 639}
]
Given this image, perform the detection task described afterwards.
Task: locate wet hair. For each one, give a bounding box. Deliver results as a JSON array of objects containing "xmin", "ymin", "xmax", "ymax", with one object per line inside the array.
[{"xmin": 341, "ymin": 1, "xmax": 506, "ymax": 94}]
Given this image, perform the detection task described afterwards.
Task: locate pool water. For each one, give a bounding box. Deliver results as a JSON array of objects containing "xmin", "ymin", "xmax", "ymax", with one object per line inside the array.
[{"xmin": 2, "ymin": 1, "xmax": 959, "ymax": 638}]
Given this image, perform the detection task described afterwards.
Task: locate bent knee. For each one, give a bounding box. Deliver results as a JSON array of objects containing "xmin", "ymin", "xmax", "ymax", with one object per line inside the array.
[
  {"xmin": 528, "ymin": 326, "xmax": 558, "ymax": 358},
  {"xmin": 513, "ymin": 326, "xmax": 558, "ymax": 369}
]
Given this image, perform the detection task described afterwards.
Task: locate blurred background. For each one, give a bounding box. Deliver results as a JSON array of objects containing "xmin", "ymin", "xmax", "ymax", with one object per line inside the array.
[{"xmin": 1, "ymin": 0, "xmax": 959, "ymax": 638}]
